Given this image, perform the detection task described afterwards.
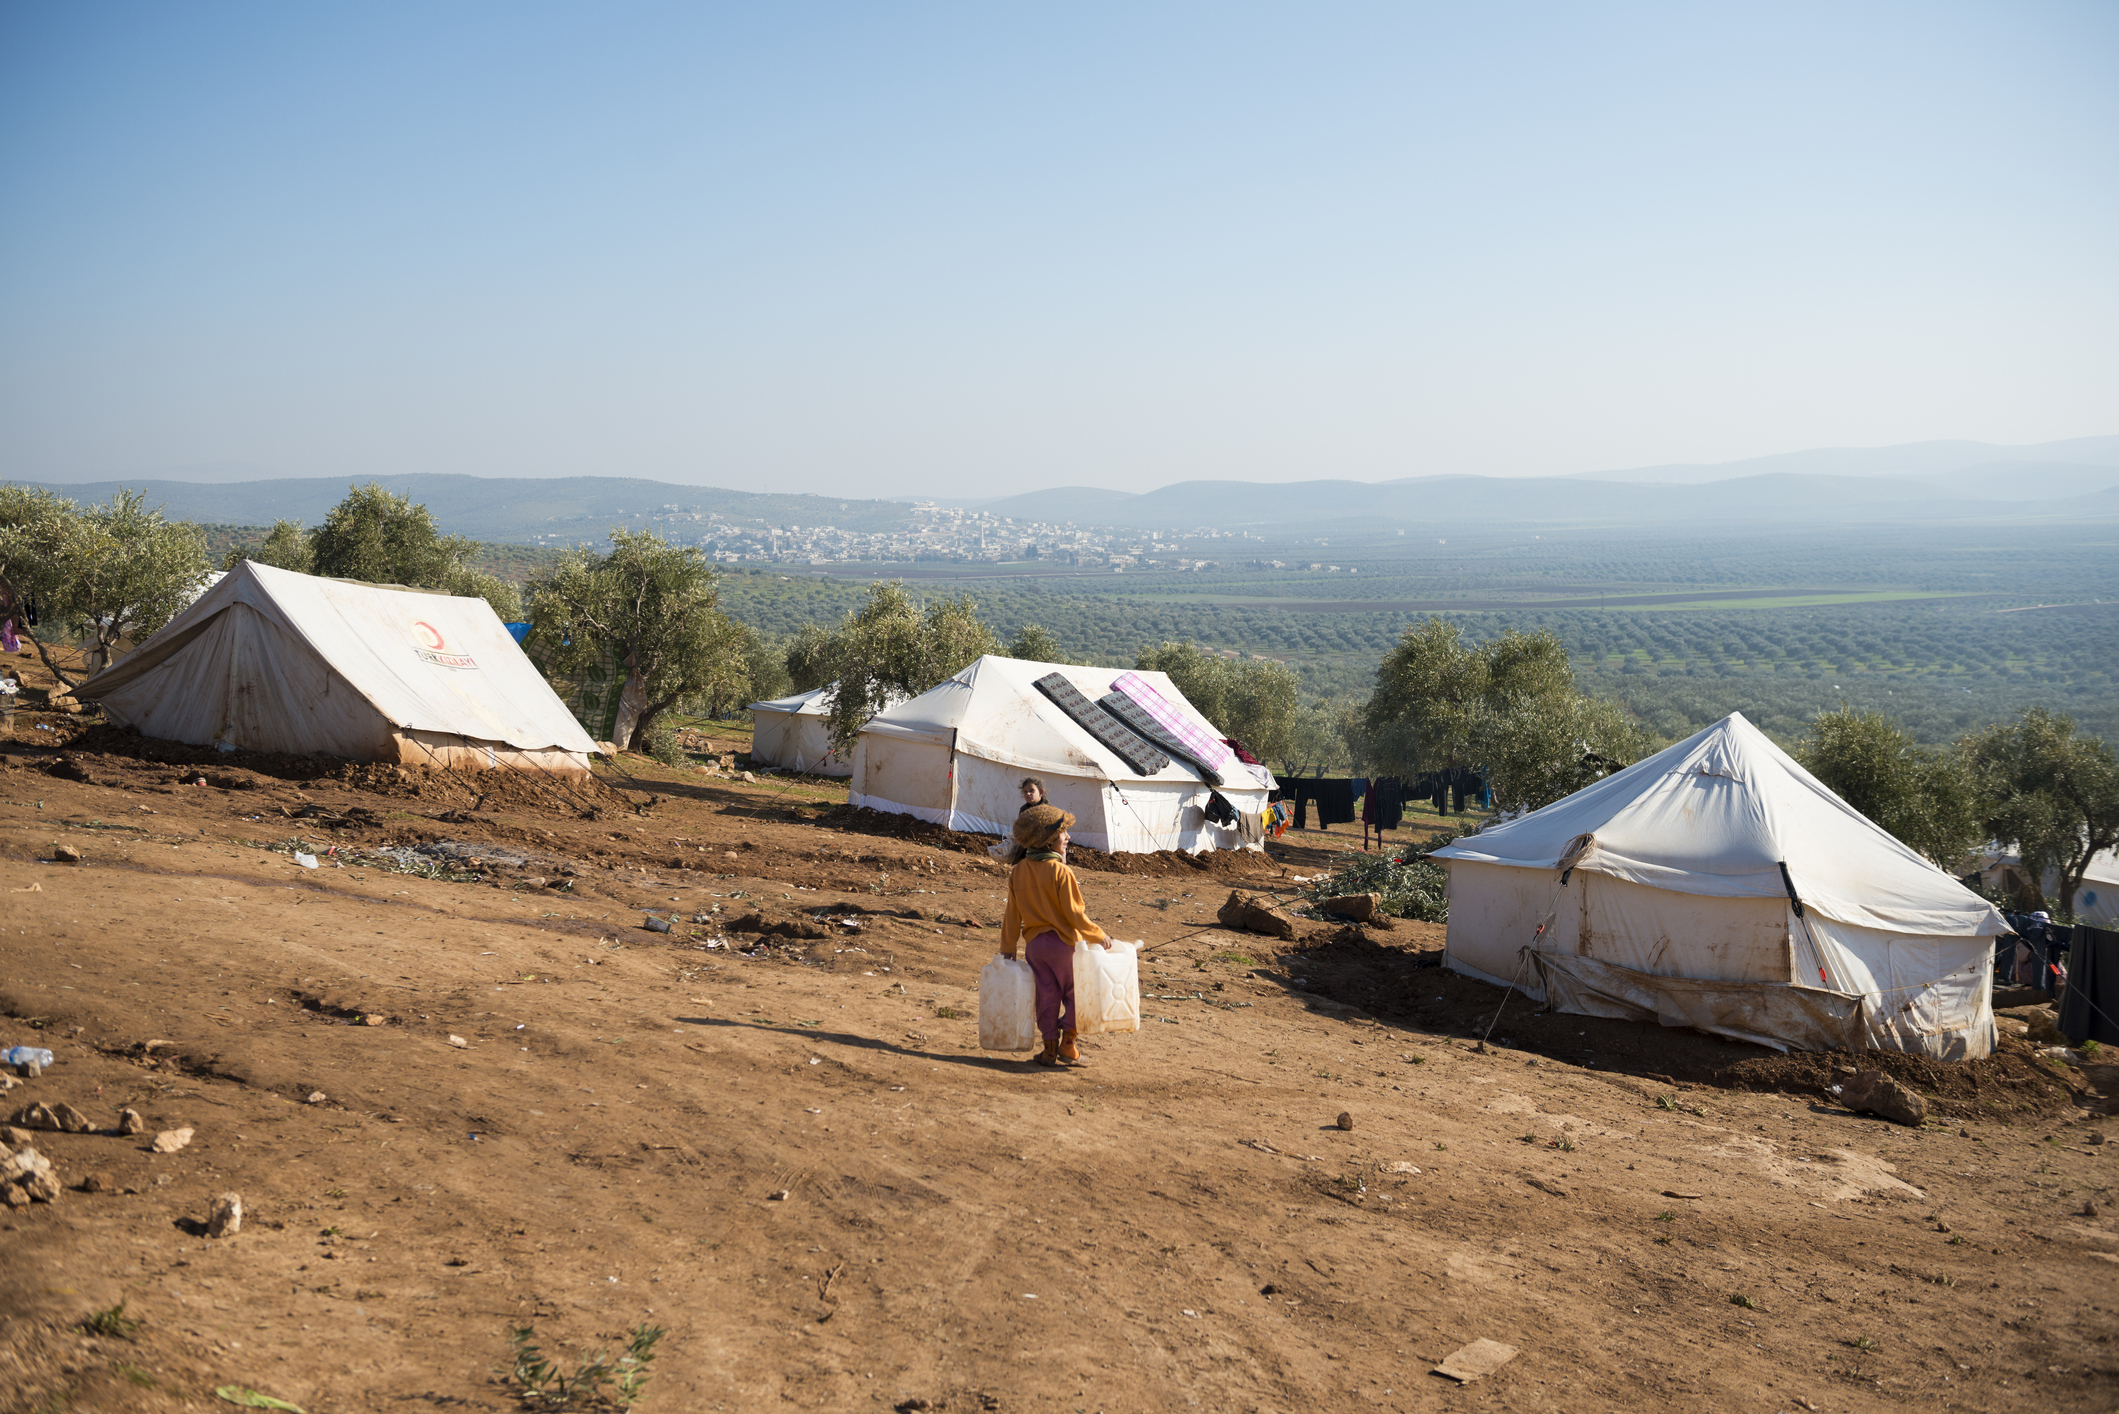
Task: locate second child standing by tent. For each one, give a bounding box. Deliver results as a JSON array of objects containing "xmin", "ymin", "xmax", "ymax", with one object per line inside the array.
[{"xmin": 1000, "ymin": 803, "xmax": 1112, "ymax": 1068}]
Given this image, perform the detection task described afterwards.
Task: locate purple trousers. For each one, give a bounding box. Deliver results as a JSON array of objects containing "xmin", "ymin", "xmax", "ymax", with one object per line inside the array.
[{"xmin": 1025, "ymin": 930, "xmax": 1076, "ymax": 1041}]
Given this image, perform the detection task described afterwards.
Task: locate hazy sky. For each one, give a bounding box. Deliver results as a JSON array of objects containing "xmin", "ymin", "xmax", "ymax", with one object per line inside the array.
[{"xmin": 3, "ymin": 3, "xmax": 2113, "ymax": 496}]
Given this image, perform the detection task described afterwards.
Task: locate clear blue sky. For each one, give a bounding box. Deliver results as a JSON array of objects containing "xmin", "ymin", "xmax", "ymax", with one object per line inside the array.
[{"xmin": 2, "ymin": 2, "xmax": 2113, "ymax": 497}]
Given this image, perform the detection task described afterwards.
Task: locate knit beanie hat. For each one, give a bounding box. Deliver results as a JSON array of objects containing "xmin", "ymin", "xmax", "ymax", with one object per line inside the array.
[{"xmin": 1012, "ymin": 802, "xmax": 1074, "ymax": 851}]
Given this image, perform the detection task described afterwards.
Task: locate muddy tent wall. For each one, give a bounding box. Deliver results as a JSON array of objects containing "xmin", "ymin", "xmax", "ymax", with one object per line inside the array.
[
  {"xmin": 747, "ymin": 688, "xmax": 853, "ymax": 777},
  {"xmin": 1434, "ymin": 712, "xmax": 2003, "ymax": 1058},
  {"xmin": 849, "ymin": 730, "xmax": 955, "ymax": 821},
  {"xmin": 76, "ymin": 561, "xmax": 597, "ymax": 776}
]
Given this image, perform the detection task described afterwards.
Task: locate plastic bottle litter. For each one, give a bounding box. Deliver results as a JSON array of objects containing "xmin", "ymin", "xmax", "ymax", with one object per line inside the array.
[
  {"xmin": 978, "ymin": 954, "xmax": 1037, "ymax": 1052},
  {"xmin": 3, "ymin": 1046, "xmax": 55, "ymax": 1070},
  {"xmin": 1072, "ymin": 940, "xmax": 1142, "ymax": 1035}
]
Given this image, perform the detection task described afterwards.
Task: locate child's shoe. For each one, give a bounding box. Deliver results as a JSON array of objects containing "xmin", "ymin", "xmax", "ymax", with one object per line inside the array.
[
  {"xmin": 1058, "ymin": 1029, "xmax": 1088, "ymax": 1066},
  {"xmin": 1033, "ymin": 1037, "xmax": 1061, "ymax": 1067}
]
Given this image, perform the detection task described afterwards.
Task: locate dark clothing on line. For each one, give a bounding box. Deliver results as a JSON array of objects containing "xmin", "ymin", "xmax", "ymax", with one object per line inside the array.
[
  {"xmin": 1378, "ymin": 778, "xmax": 1404, "ymax": 830},
  {"xmin": 2059, "ymin": 926, "xmax": 2119, "ymax": 1045},
  {"xmin": 1410, "ymin": 766, "xmax": 1478, "ymax": 816},
  {"xmin": 1289, "ymin": 777, "xmax": 1357, "ymax": 829},
  {"xmin": 1360, "ymin": 777, "xmax": 1405, "ymax": 831}
]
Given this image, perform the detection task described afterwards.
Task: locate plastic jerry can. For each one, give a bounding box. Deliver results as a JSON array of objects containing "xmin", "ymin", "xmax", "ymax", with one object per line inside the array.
[
  {"xmin": 1072, "ymin": 939, "xmax": 1142, "ymax": 1035},
  {"xmin": 978, "ymin": 954, "xmax": 1038, "ymax": 1052}
]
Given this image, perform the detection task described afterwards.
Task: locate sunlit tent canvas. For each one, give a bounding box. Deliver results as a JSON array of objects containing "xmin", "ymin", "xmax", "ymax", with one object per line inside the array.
[
  {"xmin": 847, "ymin": 655, "xmax": 1274, "ymax": 853},
  {"xmin": 74, "ymin": 560, "xmax": 599, "ymax": 776},
  {"xmin": 1432, "ymin": 712, "xmax": 2007, "ymax": 1058},
  {"xmin": 746, "ymin": 687, "xmax": 854, "ymax": 777}
]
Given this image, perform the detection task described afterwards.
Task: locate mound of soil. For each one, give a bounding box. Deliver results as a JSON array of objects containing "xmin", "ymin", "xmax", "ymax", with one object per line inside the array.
[
  {"xmin": 813, "ymin": 803, "xmax": 996, "ymax": 854},
  {"xmin": 1717, "ymin": 1037, "xmax": 2077, "ymax": 1122},
  {"xmin": 1291, "ymin": 930, "xmax": 2079, "ymax": 1121},
  {"xmin": 1067, "ymin": 843, "xmax": 1274, "ymax": 878},
  {"xmin": 51, "ymin": 723, "xmax": 371, "ymax": 782},
  {"xmin": 20, "ymin": 723, "xmax": 633, "ymax": 818},
  {"xmin": 324, "ymin": 760, "xmax": 631, "ymax": 817}
]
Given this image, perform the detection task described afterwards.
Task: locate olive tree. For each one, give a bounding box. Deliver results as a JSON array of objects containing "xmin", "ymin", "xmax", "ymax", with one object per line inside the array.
[
  {"xmin": 693, "ymin": 623, "xmax": 789, "ymax": 721},
  {"xmin": 525, "ymin": 530, "xmax": 743, "ymax": 751},
  {"xmin": 1133, "ymin": 641, "xmax": 1299, "ymax": 764},
  {"xmin": 1478, "ymin": 690, "xmax": 1654, "ymax": 816},
  {"xmin": 0, "ymin": 485, "xmax": 82, "ymax": 686},
  {"xmin": 306, "ymin": 482, "xmax": 519, "ymax": 619},
  {"xmin": 223, "ymin": 519, "xmax": 315, "ymax": 574},
  {"xmin": 1006, "ymin": 623, "xmax": 1069, "ymax": 664},
  {"xmin": 1364, "ymin": 615, "xmax": 1650, "ymax": 813},
  {"xmin": 1961, "ymin": 707, "xmax": 2119, "ymax": 915},
  {"xmin": 1797, "ymin": 707, "xmax": 1980, "ymax": 867},
  {"xmin": 817, "ymin": 582, "xmax": 999, "ymax": 749},
  {"xmin": 0, "ymin": 486, "xmax": 210, "ymax": 686},
  {"xmin": 1278, "ymin": 697, "xmax": 1362, "ymax": 780},
  {"xmin": 741, "ymin": 627, "xmax": 791, "ymax": 709},
  {"xmin": 783, "ymin": 621, "xmax": 838, "ymax": 694}
]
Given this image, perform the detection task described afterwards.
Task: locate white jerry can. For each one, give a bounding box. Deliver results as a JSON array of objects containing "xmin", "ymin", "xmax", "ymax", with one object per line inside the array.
[
  {"xmin": 1073, "ymin": 939, "xmax": 1142, "ymax": 1035},
  {"xmin": 978, "ymin": 954, "xmax": 1038, "ymax": 1052}
]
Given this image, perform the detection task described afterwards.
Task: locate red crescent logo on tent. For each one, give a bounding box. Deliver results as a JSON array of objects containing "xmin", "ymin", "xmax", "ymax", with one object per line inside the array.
[{"xmin": 409, "ymin": 619, "xmax": 477, "ymax": 668}]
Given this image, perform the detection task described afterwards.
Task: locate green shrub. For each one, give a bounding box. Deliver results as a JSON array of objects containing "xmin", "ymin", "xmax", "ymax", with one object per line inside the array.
[
  {"xmin": 638, "ymin": 724, "xmax": 687, "ymax": 768},
  {"xmin": 505, "ymin": 1322, "xmax": 664, "ymax": 1409},
  {"xmin": 1309, "ymin": 840, "xmax": 1453, "ymax": 923}
]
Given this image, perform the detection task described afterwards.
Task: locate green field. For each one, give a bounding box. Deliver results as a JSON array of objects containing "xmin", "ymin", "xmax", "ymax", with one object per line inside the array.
[
  {"xmin": 710, "ymin": 523, "xmax": 2119, "ymax": 747},
  {"xmin": 208, "ymin": 518, "xmax": 2119, "ymax": 749}
]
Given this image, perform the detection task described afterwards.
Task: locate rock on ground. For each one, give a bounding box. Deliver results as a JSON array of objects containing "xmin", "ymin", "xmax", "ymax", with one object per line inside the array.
[
  {"xmin": 8, "ymin": 1102, "xmax": 93, "ymax": 1133},
  {"xmin": 2, "ymin": 1144, "xmax": 59, "ymax": 1205},
  {"xmin": 1841, "ymin": 1069, "xmax": 1928, "ymax": 1126},
  {"xmin": 1317, "ymin": 892, "xmax": 1381, "ymax": 922},
  {"xmin": 207, "ymin": 1192, "xmax": 243, "ymax": 1237},
  {"xmin": 1218, "ymin": 889, "xmax": 1296, "ymax": 940}
]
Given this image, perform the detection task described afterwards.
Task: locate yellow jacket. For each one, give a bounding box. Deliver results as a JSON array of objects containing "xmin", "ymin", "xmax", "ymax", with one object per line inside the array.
[{"xmin": 999, "ymin": 856, "xmax": 1108, "ymax": 956}]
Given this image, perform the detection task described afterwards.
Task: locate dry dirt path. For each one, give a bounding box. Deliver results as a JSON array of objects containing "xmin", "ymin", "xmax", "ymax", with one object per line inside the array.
[{"xmin": 0, "ymin": 716, "xmax": 2114, "ymax": 1412}]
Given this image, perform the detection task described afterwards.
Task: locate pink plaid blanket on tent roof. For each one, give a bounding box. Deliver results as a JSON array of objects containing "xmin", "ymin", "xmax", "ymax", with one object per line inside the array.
[{"xmin": 1112, "ymin": 672, "xmax": 1234, "ymax": 775}]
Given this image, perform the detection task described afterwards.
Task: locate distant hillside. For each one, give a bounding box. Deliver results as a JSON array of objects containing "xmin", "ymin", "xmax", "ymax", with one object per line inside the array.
[
  {"xmin": 1575, "ymin": 434, "xmax": 2119, "ymax": 485},
  {"xmin": 20, "ymin": 474, "xmax": 916, "ymax": 541},
  {"xmin": 963, "ymin": 468, "xmax": 2119, "ymax": 531},
  {"xmin": 19, "ymin": 449, "xmax": 2119, "ymax": 543}
]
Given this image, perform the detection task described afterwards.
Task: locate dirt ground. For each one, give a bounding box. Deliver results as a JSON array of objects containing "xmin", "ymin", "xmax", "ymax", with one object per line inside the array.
[{"xmin": 2, "ymin": 663, "xmax": 2116, "ymax": 1412}]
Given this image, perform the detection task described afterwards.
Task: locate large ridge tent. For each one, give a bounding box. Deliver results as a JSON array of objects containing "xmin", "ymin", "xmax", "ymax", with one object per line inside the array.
[
  {"xmin": 847, "ymin": 654, "xmax": 1275, "ymax": 853},
  {"xmin": 1431, "ymin": 712, "xmax": 2007, "ymax": 1058},
  {"xmin": 75, "ymin": 560, "xmax": 600, "ymax": 776},
  {"xmin": 747, "ymin": 687, "xmax": 854, "ymax": 777}
]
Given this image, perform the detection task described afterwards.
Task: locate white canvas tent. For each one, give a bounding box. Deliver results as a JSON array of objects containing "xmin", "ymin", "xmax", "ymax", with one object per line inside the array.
[
  {"xmin": 847, "ymin": 655, "xmax": 1275, "ymax": 853},
  {"xmin": 75, "ymin": 560, "xmax": 600, "ymax": 776},
  {"xmin": 1970, "ymin": 848, "xmax": 2119, "ymax": 928},
  {"xmin": 747, "ymin": 687, "xmax": 853, "ymax": 777},
  {"xmin": 1432, "ymin": 713, "xmax": 2007, "ymax": 1058},
  {"xmin": 2066, "ymin": 852, "xmax": 2119, "ymax": 928}
]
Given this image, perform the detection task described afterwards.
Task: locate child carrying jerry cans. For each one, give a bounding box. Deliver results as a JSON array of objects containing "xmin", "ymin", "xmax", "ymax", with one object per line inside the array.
[{"xmin": 999, "ymin": 803, "xmax": 1111, "ymax": 1068}]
